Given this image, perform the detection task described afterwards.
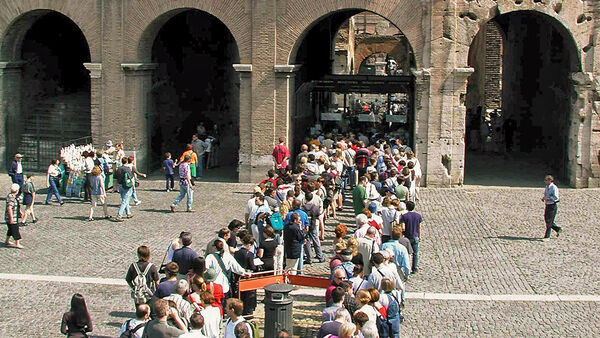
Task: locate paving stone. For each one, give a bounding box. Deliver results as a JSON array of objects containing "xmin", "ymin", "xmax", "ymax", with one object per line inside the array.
[{"xmin": 0, "ymin": 176, "xmax": 598, "ymax": 336}]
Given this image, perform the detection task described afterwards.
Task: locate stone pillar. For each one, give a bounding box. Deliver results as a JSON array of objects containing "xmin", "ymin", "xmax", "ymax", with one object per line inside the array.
[
  {"xmin": 274, "ymin": 64, "xmax": 301, "ymax": 155},
  {"xmin": 570, "ymin": 72, "xmax": 597, "ymax": 188},
  {"xmin": 411, "ymin": 68, "xmax": 431, "ymax": 185},
  {"xmin": 0, "ymin": 61, "xmax": 24, "ymax": 170},
  {"xmin": 427, "ymin": 67, "xmax": 473, "ymax": 187},
  {"xmin": 83, "ymin": 63, "xmax": 102, "ymax": 147},
  {"xmin": 121, "ymin": 63, "xmax": 158, "ymax": 173},
  {"xmin": 234, "ymin": 64, "xmax": 254, "ymax": 182},
  {"xmin": 448, "ymin": 67, "xmax": 474, "ymax": 186}
]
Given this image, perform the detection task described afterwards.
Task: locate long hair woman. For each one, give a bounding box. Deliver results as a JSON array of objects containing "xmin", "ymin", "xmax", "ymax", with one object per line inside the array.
[{"xmin": 60, "ymin": 293, "xmax": 92, "ymax": 337}]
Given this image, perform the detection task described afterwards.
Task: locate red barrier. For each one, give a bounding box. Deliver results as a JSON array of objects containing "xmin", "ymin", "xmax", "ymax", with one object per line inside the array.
[{"xmin": 237, "ymin": 270, "xmax": 330, "ymax": 298}]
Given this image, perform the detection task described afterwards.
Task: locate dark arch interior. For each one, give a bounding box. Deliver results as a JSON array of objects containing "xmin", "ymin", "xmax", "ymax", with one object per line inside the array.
[
  {"xmin": 150, "ymin": 10, "xmax": 240, "ymax": 175},
  {"xmin": 291, "ymin": 10, "xmax": 416, "ymax": 156},
  {"xmin": 464, "ymin": 11, "xmax": 578, "ymax": 186},
  {"xmin": 8, "ymin": 11, "xmax": 91, "ymax": 170}
]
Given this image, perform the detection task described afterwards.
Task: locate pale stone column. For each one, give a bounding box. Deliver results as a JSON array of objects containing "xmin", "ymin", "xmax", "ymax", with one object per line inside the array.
[
  {"xmin": 234, "ymin": 64, "xmax": 254, "ymax": 182},
  {"xmin": 430, "ymin": 67, "xmax": 473, "ymax": 187},
  {"xmin": 83, "ymin": 63, "xmax": 102, "ymax": 147},
  {"xmin": 411, "ymin": 68, "xmax": 431, "ymax": 186},
  {"xmin": 448, "ymin": 67, "xmax": 474, "ymax": 186},
  {"xmin": 570, "ymin": 72, "xmax": 597, "ymax": 188},
  {"xmin": 274, "ymin": 64, "xmax": 301, "ymax": 155},
  {"xmin": 121, "ymin": 63, "xmax": 157, "ymax": 173},
  {"xmin": 0, "ymin": 61, "xmax": 25, "ymax": 169}
]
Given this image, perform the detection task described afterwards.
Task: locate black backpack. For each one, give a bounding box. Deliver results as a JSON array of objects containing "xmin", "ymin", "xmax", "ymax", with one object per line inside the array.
[{"xmin": 120, "ymin": 319, "xmax": 145, "ymax": 338}]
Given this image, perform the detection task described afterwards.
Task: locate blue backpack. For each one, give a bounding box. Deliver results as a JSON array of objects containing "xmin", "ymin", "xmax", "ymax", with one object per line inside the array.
[{"xmin": 269, "ymin": 212, "xmax": 284, "ymax": 231}]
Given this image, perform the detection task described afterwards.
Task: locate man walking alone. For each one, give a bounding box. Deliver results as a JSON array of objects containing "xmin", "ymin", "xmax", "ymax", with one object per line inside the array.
[{"xmin": 542, "ymin": 175, "xmax": 562, "ymax": 239}]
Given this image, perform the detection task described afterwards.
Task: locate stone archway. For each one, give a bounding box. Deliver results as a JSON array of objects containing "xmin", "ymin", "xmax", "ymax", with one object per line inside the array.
[
  {"xmin": 0, "ymin": 10, "xmax": 92, "ymax": 170},
  {"xmin": 463, "ymin": 10, "xmax": 582, "ymax": 186},
  {"xmin": 130, "ymin": 8, "xmax": 241, "ymax": 180},
  {"xmin": 287, "ymin": 9, "xmax": 419, "ymax": 158}
]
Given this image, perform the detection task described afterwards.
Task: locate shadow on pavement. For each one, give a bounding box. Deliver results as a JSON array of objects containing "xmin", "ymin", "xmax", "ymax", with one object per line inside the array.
[
  {"xmin": 108, "ymin": 311, "xmax": 135, "ymax": 318},
  {"xmin": 140, "ymin": 208, "xmax": 172, "ymax": 214},
  {"xmin": 487, "ymin": 235, "xmax": 544, "ymax": 242}
]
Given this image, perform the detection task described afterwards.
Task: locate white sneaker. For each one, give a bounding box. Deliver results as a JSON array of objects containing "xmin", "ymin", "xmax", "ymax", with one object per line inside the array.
[{"xmin": 134, "ymin": 201, "xmax": 142, "ymax": 206}]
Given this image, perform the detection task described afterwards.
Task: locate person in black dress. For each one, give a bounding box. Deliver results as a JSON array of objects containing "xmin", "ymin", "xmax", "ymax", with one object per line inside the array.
[
  {"xmin": 258, "ymin": 226, "xmax": 278, "ymax": 272},
  {"xmin": 60, "ymin": 293, "xmax": 93, "ymax": 337},
  {"xmin": 233, "ymin": 234, "xmax": 258, "ymax": 316}
]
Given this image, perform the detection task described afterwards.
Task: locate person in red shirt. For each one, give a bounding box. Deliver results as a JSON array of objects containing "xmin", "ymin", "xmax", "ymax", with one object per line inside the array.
[{"xmin": 272, "ymin": 137, "xmax": 290, "ymax": 169}]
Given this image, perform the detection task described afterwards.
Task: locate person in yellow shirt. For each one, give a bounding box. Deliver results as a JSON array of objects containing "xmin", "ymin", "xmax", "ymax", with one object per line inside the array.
[{"xmin": 179, "ymin": 144, "xmax": 198, "ymax": 178}]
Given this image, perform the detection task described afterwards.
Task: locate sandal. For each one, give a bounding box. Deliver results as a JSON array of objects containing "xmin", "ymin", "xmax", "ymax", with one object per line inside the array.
[{"xmin": 88, "ymin": 218, "xmax": 94, "ymax": 222}]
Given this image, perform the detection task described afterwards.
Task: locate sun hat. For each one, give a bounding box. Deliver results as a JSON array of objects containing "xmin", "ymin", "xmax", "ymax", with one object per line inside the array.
[{"xmin": 204, "ymin": 268, "xmax": 217, "ymax": 282}]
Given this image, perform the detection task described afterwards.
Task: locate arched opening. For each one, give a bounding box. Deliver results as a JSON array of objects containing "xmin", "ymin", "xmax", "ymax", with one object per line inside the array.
[
  {"xmin": 464, "ymin": 11, "xmax": 580, "ymax": 186},
  {"xmin": 3, "ymin": 11, "xmax": 91, "ymax": 170},
  {"xmin": 149, "ymin": 9, "xmax": 240, "ymax": 180},
  {"xmin": 290, "ymin": 10, "xmax": 416, "ymax": 156}
]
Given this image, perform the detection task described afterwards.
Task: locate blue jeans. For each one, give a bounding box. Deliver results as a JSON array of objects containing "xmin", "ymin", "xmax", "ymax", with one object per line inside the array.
[
  {"xmin": 409, "ymin": 238, "xmax": 420, "ymax": 271},
  {"xmin": 165, "ymin": 174, "xmax": 174, "ymax": 190},
  {"xmin": 303, "ymin": 220, "xmax": 323, "ymax": 262},
  {"xmin": 117, "ymin": 184, "xmax": 132, "ymax": 217},
  {"xmin": 346, "ymin": 166, "xmax": 355, "ymax": 188},
  {"xmin": 173, "ymin": 185, "xmax": 193, "ymax": 210},
  {"xmin": 46, "ymin": 177, "xmax": 62, "ymax": 203},
  {"xmin": 196, "ymin": 156, "xmax": 203, "ymax": 178}
]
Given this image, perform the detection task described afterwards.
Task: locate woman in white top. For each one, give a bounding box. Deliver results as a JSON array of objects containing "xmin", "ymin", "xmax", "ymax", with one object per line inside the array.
[
  {"xmin": 407, "ymin": 151, "xmax": 422, "ymax": 201},
  {"xmin": 380, "ymin": 197, "xmax": 400, "ymax": 243},
  {"xmin": 199, "ymin": 291, "xmax": 221, "ymax": 338},
  {"xmin": 45, "ymin": 159, "xmax": 64, "ymax": 205},
  {"xmin": 354, "ymin": 290, "xmax": 379, "ymax": 332}
]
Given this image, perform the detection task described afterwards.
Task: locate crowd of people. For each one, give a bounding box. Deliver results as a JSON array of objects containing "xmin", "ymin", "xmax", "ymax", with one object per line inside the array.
[{"xmin": 5, "ymin": 125, "xmax": 567, "ymax": 337}]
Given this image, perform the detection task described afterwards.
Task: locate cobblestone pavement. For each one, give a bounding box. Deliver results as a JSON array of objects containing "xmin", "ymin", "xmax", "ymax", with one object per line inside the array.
[{"xmin": 0, "ymin": 176, "xmax": 598, "ymax": 336}]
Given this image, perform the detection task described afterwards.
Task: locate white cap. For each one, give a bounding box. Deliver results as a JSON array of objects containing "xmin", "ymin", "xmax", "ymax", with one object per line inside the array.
[{"xmin": 10, "ymin": 183, "xmax": 20, "ymax": 192}]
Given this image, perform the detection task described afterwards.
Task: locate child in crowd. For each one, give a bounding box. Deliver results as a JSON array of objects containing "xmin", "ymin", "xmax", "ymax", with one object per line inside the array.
[{"xmin": 163, "ymin": 152, "xmax": 175, "ymax": 192}]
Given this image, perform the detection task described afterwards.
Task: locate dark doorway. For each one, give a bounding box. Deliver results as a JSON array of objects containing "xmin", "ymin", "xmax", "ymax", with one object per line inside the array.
[
  {"xmin": 149, "ymin": 10, "xmax": 240, "ymax": 178},
  {"xmin": 464, "ymin": 11, "xmax": 579, "ymax": 186},
  {"xmin": 9, "ymin": 11, "xmax": 91, "ymax": 170}
]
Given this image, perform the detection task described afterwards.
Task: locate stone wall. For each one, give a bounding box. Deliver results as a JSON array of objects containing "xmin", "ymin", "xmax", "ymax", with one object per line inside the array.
[{"xmin": 0, "ymin": 0, "xmax": 597, "ymax": 187}]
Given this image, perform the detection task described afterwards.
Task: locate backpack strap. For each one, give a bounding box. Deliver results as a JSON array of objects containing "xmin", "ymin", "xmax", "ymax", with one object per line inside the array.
[
  {"xmin": 131, "ymin": 322, "xmax": 145, "ymax": 334},
  {"xmin": 141, "ymin": 263, "xmax": 153, "ymax": 278},
  {"xmin": 132, "ymin": 263, "xmax": 142, "ymax": 276},
  {"xmin": 212, "ymin": 253, "xmax": 230, "ymax": 283}
]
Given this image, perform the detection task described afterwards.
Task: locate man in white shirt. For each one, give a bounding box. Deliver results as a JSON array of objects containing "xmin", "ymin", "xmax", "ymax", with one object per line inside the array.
[
  {"xmin": 356, "ymin": 227, "xmax": 380, "ymax": 276},
  {"xmin": 224, "ymin": 299, "xmax": 253, "ymax": 338},
  {"xmin": 118, "ymin": 304, "xmax": 150, "ymax": 338},
  {"xmin": 367, "ymin": 252, "xmax": 404, "ymax": 291}
]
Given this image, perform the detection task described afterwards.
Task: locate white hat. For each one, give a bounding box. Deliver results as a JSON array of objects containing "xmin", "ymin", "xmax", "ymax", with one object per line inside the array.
[
  {"xmin": 105, "ymin": 140, "xmax": 113, "ymax": 147},
  {"xmin": 15, "ymin": 153, "xmax": 23, "ymax": 158},
  {"xmin": 10, "ymin": 183, "xmax": 20, "ymax": 192}
]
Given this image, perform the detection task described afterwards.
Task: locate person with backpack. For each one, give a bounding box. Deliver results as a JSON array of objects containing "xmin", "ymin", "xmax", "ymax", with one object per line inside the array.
[
  {"xmin": 379, "ymin": 278, "xmax": 403, "ymax": 337},
  {"xmin": 119, "ymin": 304, "xmax": 150, "ymax": 338},
  {"xmin": 126, "ymin": 246, "xmax": 160, "ymax": 306},
  {"xmin": 114, "ymin": 157, "xmax": 134, "ymax": 222}
]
